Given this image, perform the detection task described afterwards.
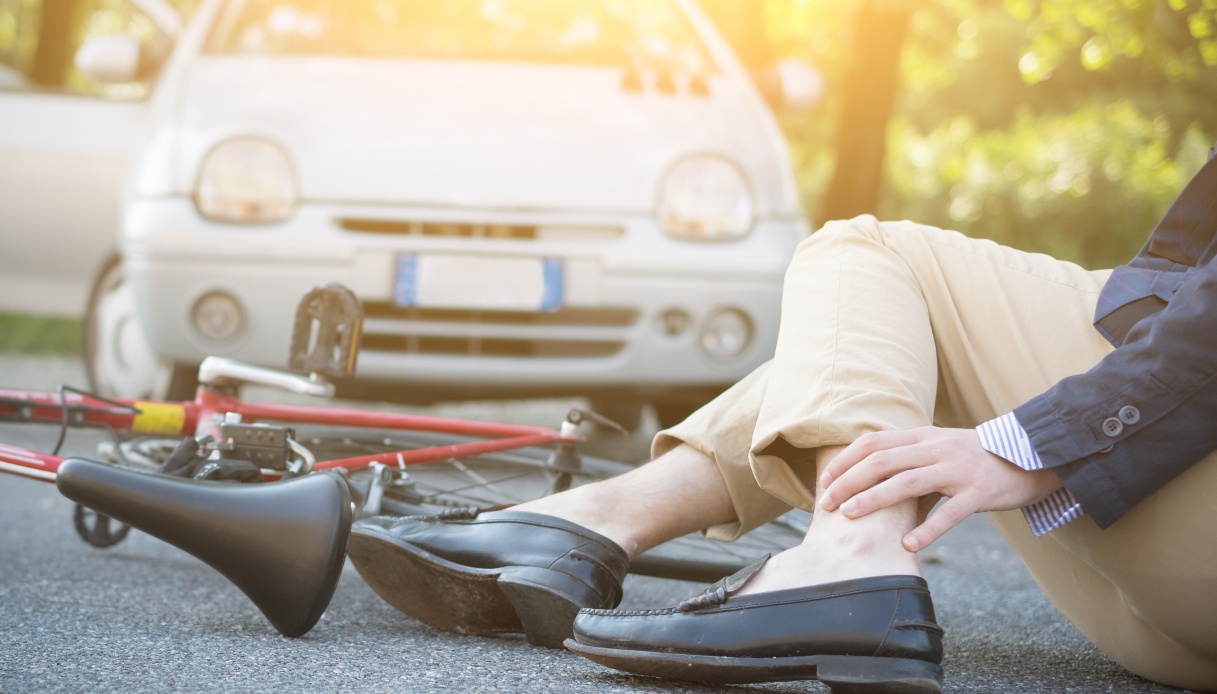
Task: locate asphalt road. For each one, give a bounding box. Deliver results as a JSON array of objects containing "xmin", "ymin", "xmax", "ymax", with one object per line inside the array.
[{"xmin": 0, "ymin": 355, "xmax": 1188, "ymax": 693}]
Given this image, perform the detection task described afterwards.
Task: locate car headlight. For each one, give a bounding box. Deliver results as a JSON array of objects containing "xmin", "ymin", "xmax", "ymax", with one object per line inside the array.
[
  {"xmin": 195, "ymin": 137, "xmax": 297, "ymax": 223},
  {"xmin": 657, "ymin": 155, "xmax": 754, "ymax": 241}
]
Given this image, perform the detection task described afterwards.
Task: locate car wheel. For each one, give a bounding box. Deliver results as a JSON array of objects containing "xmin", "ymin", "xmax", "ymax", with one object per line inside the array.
[{"xmin": 83, "ymin": 256, "xmax": 198, "ymax": 400}]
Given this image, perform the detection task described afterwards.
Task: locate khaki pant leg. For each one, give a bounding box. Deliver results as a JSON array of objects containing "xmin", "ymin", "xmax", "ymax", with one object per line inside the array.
[
  {"xmin": 656, "ymin": 216, "xmax": 1216, "ymax": 688},
  {"xmin": 657, "ymin": 214, "xmax": 1111, "ymax": 537},
  {"xmin": 988, "ymin": 457, "xmax": 1217, "ymax": 691},
  {"xmin": 654, "ymin": 361, "xmax": 811, "ymax": 541},
  {"xmin": 747, "ymin": 216, "xmax": 1114, "ymax": 504},
  {"xmin": 735, "ymin": 215, "xmax": 1215, "ymax": 690}
]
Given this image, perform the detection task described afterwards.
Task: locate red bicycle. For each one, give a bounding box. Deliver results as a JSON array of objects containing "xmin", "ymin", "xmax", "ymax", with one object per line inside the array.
[{"xmin": 0, "ymin": 286, "xmax": 805, "ymax": 637}]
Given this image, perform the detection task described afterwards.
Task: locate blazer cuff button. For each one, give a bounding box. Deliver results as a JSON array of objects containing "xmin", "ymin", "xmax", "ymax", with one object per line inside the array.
[{"xmin": 1118, "ymin": 406, "xmax": 1140, "ymax": 425}]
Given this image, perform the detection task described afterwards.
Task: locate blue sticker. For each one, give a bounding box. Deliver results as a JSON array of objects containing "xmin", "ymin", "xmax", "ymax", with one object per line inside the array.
[
  {"xmin": 394, "ymin": 254, "xmax": 418, "ymax": 307},
  {"xmin": 540, "ymin": 258, "xmax": 563, "ymax": 311}
]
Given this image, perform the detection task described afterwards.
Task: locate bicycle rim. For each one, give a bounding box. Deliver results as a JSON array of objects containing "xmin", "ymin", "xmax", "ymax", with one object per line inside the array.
[{"xmin": 294, "ymin": 427, "xmax": 804, "ymax": 583}]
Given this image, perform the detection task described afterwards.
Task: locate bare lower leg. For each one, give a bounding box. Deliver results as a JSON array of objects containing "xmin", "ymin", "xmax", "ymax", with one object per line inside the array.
[
  {"xmin": 511, "ymin": 444, "xmax": 737, "ymax": 559},
  {"xmin": 736, "ymin": 445, "xmax": 921, "ymax": 595}
]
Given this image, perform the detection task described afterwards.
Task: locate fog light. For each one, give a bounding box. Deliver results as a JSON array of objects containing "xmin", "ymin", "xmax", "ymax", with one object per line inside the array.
[
  {"xmin": 192, "ymin": 292, "xmax": 244, "ymax": 342},
  {"xmin": 700, "ymin": 309, "xmax": 752, "ymax": 360},
  {"xmin": 658, "ymin": 309, "xmax": 692, "ymax": 337}
]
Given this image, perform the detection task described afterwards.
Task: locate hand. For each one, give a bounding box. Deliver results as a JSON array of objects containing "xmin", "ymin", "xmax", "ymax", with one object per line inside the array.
[{"xmin": 817, "ymin": 427, "xmax": 1062, "ymax": 552}]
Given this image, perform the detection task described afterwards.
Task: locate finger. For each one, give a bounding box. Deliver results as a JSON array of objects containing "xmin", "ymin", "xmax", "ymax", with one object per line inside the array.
[
  {"xmin": 818, "ymin": 429, "xmax": 925, "ymax": 489},
  {"xmin": 903, "ymin": 495, "xmax": 975, "ymax": 552},
  {"xmin": 820, "ymin": 442, "xmax": 938, "ymax": 511},
  {"xmin": 836, "ymin": 466, "xmax": 942, "ymax": 518}
]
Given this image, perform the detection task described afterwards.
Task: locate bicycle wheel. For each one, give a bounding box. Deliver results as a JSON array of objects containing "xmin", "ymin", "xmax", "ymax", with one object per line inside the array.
[
  {"xmin": 293, "ymin": 426, "xmax": 806, "ymax": 584},
  {"xmin": 69, "ymin": 435, "xmax": 183, "ymax": 548}
]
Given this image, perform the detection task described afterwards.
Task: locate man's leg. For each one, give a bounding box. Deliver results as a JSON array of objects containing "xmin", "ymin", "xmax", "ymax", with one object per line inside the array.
[
  {"xmin": 528, "ymin": 214, "xmax": 1112, "ymax": 596},
  {"xmin": 630, "ymin": 216, "xmax": 1113, "ymax": 598},
  {"xmin": 346, "ymin": 358, "xmax": 779, "ymax": 646},
  {"xmin": 511, "ymin": 443, "xmax": 738, "ymax": 559},
  {"xmin": 512, "ymin": 443, "xmax": 922, "ymax": 592},
  {"xmin": 507, "ymin": 350, "xmax": 797, "ymax": 558},
  {"xmin": 723, "ymin": 216, "xmax": 1215, "ymax": 690},
  {"xmin": 562, "ymin": 217, "xmax": 1018, "ymax": 692},
  {"xmin": 345, "ymin": 215, "xmax": 943, "ymax": 652}
]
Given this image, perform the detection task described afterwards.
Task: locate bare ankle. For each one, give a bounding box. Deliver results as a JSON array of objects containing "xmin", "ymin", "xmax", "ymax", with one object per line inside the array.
[
  {"xmin": 511, "ymin": 444, "xmax": 738, "ymax": 561},
  {"xmin": 512, "ymin": 484, "xmax": 644, "ymax": 558},
  {"xmin": 733, "ymin": 504, "xmax": 920, "ymax": 597}
]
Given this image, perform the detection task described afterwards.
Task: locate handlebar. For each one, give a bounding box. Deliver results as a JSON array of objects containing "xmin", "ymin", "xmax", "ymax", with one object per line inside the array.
[{"xmin": 198, "ymin": 357, "xmax": 336, "ymax": 399}]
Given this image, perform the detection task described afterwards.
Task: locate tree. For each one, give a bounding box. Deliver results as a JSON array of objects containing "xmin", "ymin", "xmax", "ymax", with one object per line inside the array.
[
  {"xmin": 29, "ymin": 0, "xmax": 80, "ymax": 86},
  {"xmin": 699, "ymin": 0, "xmax": 916, "ymax": 223},
  {"xmin": 820, "ymin": 0, "xmax": 914, "ymax": 223},
  {"xmin": 752, "ymin": 0, "xmax": 1215, "ymax": 267}
]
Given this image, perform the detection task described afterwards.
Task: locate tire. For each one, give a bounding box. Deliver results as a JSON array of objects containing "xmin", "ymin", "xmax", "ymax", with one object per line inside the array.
[
  {"xmin": 83, "ymin": 255, "xmax": 198, "ymax": 401},
  {"xmin": 295, "ymin": 427, "xmax": 806, "ymax": 583}
]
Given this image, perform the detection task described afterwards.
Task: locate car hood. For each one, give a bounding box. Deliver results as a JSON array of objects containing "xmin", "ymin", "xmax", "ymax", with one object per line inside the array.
[{"xmin": 172, "ymin": 57, "xmax": 787, "ymax": 215}]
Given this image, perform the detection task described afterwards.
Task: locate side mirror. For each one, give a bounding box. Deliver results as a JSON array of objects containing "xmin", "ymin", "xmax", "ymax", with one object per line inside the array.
[
  {"xmin": 0, "ymin": 64, "xmax": 24, "ymax": 89},
  {"xmin": 755, "ymin": 59, "xmax": 824, "ymax": 113},
  {"xmin": 75, "ymin": 34, "xmax": 142, "ymax": 83},
  {"xmin": 775, "ymin": 59, "xmax": 823, "ymax": 112}
]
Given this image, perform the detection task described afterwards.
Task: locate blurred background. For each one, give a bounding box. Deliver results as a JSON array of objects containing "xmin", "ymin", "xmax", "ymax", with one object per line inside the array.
[
  {"xmin": 725, "ymin": 0, "xmax": 1216, "ymax": 268},
  {"xmin": 5, "ymin": 0, "xmax": 1213, "ymax": 268},
  {"xmin": 1, "ymin": 0, "xmax": 1214, "ymax": 415}
]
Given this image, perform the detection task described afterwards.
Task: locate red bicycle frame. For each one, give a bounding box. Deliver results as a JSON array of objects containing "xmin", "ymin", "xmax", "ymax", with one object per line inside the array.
[{"xmin": 0, "ymin": 385, "xmax": 579, "ymax": 483}]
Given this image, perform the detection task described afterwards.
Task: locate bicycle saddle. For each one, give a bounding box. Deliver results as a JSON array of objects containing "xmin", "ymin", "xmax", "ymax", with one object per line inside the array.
[{"xmin": 55, "ymin": 458, "xmax": 352, "ymax": 637}]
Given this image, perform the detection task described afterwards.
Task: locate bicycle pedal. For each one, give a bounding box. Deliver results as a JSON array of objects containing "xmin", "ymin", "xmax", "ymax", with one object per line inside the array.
[{"xmin": 288, "ymin": 284, "xmax": 363, "ymax": 379}]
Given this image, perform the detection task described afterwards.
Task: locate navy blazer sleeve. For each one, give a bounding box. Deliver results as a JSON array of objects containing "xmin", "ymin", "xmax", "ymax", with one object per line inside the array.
[{"xmin": 1013, "ymin": 260, "xmax": 1217, "ymax": 528}]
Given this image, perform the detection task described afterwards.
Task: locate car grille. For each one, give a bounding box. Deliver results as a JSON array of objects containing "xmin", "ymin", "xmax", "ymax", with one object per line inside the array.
[
  {"xmin": 338, "ymin": 218, "xmax": 623, "ymax": 241},
  {"xmin": 359, "ymin": 302, "xmax": 637, "ymax": 359}
]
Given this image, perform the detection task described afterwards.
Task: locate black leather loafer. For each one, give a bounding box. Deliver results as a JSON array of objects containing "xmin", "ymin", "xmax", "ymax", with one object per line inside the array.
[
  {"xmin": 348, "ymin": 509, "xmax": 629, "ymax": 648},
  {"xmin": 565, "ymin": 556, "xmax": 944, "ymax": 693}
]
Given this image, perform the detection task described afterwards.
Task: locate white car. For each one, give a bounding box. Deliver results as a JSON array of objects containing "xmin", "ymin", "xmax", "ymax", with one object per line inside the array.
[{"xmin": 10, "ymin": 0, "xmax": 812, "ymax": 427}]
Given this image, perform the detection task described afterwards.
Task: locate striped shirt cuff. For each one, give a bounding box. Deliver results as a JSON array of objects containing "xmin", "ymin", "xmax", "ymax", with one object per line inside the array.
[{"xmin": 976, "ymin": 412, "xmax": 1084, "ymax": 536}]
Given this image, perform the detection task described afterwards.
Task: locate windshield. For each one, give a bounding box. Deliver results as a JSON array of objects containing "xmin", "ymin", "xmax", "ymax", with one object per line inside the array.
[{"xmin": 204, "ymin": 0, "xmax": 714, "ymax": 72}]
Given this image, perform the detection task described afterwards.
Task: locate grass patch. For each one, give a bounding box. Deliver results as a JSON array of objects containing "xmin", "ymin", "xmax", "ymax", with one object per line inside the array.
[{"xmin": 0, "ymin": 312, "xmax": 83, "ymax": 355}]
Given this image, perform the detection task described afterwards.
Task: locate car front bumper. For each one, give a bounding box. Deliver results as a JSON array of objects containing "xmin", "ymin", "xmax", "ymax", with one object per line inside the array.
[{"xmin": 122, "ymin": 198, "xmax": 807, "ymax": 401}]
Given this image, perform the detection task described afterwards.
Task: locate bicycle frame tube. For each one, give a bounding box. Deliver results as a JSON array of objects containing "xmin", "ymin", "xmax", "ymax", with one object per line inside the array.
[
  {"xmin": 1, "ymin": 387, "xmax": 579, "ymax": 483},
  {"xmin": 199, "ymin": 391, "xmax": 573, "ymax": 471},
  {"xmin": 0, "ymin": 442, "xmax": 64, "ymax": 481},
  {"xmin": 0, "ymin": 387, "xmax": 201, "ymax": 481}
]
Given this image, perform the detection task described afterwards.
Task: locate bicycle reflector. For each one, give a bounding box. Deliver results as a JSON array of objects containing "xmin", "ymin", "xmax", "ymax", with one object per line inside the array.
[{"xmin": 289, "ymin": 284, "xmax": 363, "ymax": 379}]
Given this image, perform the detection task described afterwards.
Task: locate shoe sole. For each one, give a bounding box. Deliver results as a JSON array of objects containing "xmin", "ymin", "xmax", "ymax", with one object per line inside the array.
[
  {"xmin": 347, "ymin": 529, "xmax": 585, "ymax": 648},
  {"xmin": 564, "ymin": 640, "xmax": 943, "ymax": 694}
]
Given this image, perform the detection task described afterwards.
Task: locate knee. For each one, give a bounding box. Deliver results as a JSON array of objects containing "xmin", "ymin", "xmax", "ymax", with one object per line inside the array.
[
  {"xmin": 784, "ymin": 216, "xmax": 935, "ymax": 288},
  {"xmin": 784, "ymin": 218, "xmax": 877, "ymax": 282},
  {"xmin": 795, "ymin": 215, "xmax": 938, "ymax": 257},
  {"xmin": 797, "ymin": 215, "xmax": 884, "ymax": 253}
]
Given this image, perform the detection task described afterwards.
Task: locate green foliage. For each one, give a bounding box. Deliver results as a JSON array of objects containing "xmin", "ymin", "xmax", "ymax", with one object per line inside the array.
[
  {"xmin": 0, "ymin": 0, "xmax": 42, "ymax": 75},
  {"xmin": 884, "ymin": 102, "xmax": 1212, "ymax": 268},
  {"xmin": 767, "ymin": 0, "xmax": 1215, "ymax": 268},
  {"xmin": 0, "ymin": 312, "xmax": 82, "ymax": 354},
  {"xmin": 1006, "ymin": 0, "xmax": 1217, "ymax": 81}
]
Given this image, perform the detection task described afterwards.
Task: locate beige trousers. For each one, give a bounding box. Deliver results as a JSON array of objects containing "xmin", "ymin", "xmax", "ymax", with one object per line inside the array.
[{"xmin": 656, "ymin": 216, "xmax": 1217, "ymax": 691}]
